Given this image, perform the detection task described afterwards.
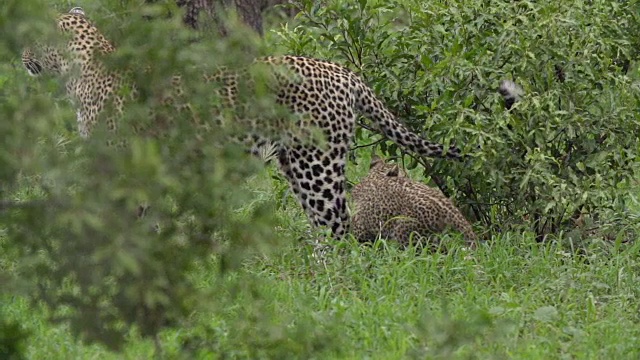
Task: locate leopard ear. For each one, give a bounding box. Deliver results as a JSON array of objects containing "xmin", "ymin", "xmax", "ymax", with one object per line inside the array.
[
  {"xmin": 69, "ymin": 7, "xmax": 85, "ymax": 16},
  {"xmin": 385, "ymin": 165, "xmax": 400, "ymax": 177},
  {"xmin": 370, "ymin": 154, "xmax": 383, "ymax": 168}
]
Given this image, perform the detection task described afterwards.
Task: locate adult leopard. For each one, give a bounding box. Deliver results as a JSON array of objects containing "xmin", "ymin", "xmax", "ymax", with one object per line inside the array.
[{"xmin": 22, "ymin": 7, "xmax": 464, "ymax": 238}]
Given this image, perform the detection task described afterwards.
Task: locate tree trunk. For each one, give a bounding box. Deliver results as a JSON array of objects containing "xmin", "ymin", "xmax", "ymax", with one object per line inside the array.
[
  {"xmin": 234, "ymin": 0, "xmax": 267, "ymax": 35},
  {"xmin": 154, "ymin": 0, "xmax": 298, "ymax": 35}
]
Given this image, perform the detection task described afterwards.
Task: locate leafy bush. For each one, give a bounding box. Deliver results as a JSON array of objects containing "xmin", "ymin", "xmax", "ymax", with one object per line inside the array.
[
  {"xmin": 1, "ymin": 0, "xmax": 293, "ymax": 353},
  {"xmin": 276, "ymin": 0, "xmax": 640, "ymax": 240},
  {"xmin": 0, "ymin": 318, "xmax": 30, "ymax": 360}
]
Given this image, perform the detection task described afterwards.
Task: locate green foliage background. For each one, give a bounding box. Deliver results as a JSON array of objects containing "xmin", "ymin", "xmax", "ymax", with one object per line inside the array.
[
  {"xmin": 1, "ymin": 0, "xmax": 639, "ymax": 358},
  {"xmin": 2, "ymin": 0, "xmax": 295, "ymax": 354},
  {"xmin": 277, "ymin": 0, "xmax": 640, "ymax": 239}
]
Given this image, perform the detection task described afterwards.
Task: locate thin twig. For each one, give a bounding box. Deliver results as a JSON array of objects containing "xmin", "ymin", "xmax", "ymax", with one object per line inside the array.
[{"xmin": 350, "ymin": 137, "xmax": 386, "ymax": 151}]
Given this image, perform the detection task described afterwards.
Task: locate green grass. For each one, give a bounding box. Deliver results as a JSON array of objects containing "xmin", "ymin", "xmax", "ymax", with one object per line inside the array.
[
  {"xmin": 2, "ymin": 150, "xmax": 640, "ymax": 359},
  {"xmin": 3, "ymin": 206, "xmax": 640, "ymax": 359}
]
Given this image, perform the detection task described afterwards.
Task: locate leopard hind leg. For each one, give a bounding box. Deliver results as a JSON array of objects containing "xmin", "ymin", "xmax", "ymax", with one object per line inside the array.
[{"xmin": 275, "ymin": 144, "xmax": 349, "ymax": 239}]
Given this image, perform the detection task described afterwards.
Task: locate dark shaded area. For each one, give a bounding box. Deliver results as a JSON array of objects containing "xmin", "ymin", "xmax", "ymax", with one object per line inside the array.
[{"xmin": 147, "ymin": 0, "xmax": 299, "ymax": 35}]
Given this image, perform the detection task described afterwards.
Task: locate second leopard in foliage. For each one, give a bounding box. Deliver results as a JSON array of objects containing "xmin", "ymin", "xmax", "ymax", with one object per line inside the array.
[{"xmin": 350, "ymin": 157, "xmax": 478, "ymax": 249}]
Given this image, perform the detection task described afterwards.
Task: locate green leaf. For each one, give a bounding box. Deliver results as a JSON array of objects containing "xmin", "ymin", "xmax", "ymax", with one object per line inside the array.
[{"xmin": 533, "ymin": 306, "xmax": 559, "ymax": 322}]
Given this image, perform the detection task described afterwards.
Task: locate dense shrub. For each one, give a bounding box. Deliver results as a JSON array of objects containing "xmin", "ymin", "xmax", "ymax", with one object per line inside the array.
[
  {"xmin": 0, "ymin": 0, "xmax": 292, "ymax": 353},
  {"xmin": 276, "ymin": 0, "xmax": 640, "ymax": 240}
]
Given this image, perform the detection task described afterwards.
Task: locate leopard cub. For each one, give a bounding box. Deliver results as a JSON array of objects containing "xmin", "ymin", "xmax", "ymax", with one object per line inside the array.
[{"xmin": 350, "ymin": 156, "xmax": 478, "ymax": 249}]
